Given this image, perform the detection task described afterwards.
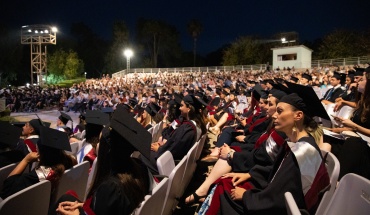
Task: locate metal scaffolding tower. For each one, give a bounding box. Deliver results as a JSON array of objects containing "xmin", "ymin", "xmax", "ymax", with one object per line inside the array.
[{"xmin": 21, "ymin": 24, "xmax": 57, "ymax": 85}]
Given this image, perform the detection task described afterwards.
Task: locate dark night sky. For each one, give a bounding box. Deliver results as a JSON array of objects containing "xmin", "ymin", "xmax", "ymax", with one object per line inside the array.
[{"xmin": 1, "ymin": 0, "xmax": 369, "ymax": 55}]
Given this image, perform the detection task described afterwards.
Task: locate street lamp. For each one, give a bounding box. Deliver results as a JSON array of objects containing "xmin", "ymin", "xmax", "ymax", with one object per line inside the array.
[
  {"xmin": 123, "ymin": 49, "xmax": 133, "ymax": 75},
  {"xmin": 84, "ymin": 72, "xmax": 87, "ymax": 79}
]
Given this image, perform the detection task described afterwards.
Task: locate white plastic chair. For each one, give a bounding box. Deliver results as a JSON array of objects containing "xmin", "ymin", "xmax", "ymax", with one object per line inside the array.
[
  {"xmin": 66, "ymin": 141, "xmax": 79, "ymax": 157},
  {"xmin": 284, "ymin": 151, "xmax": 340, "ymax": 215},
  {"xmin": 0, "ymin": 163, "xmax": 17, "ymax": 191},
  {"xmin": 132, "ymin": 178, "xmax": 169, "ymax": 215},
  {"xmin": 161, "ymin": 155, "xmax": 187, "ymax": 215},
  {"xmin": 324, "ymin": 173, "xmax": 370, "ymax": 215},
  {"xmin": 156, "ymin": 151, "xmax": 175, "ymax": 177},
  {"xmin": 195, "ymin": 134, "xmax": 207, "ymax": 161},
  {"xmin": 181, "ymin": 142, "xmax": 199, "ymax": 194},
  {"xmin": 52, "ymin": 161, "xmax": 90, "ymax": 204},
  {"xmin": 85, "ymin": 158, "xmax": 98, "ymax": 199},
  {"xmin": 0, "ymin": 180, "xmax": 51, "ymax": 215}
]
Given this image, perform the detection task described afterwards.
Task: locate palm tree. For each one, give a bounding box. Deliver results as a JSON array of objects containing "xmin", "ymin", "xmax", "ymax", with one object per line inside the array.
[{"xmin": 187, "ymin": 19, "xmax": 203, "ymax": 67}]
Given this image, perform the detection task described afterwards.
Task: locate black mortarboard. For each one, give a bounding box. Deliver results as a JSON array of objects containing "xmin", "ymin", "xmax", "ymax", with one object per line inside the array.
[
  {"xmin": 354, "ymin": 68, "xmax": 365, "ymax": 77},
  {"xmin": 110, "ymin": 105, "xmax": 151, "ymax": 160},
  {"xmin": 206, "ymin": 86, "xmax": 213, "ymax": 92},
  {"xmin": 101, "ymin": 107, "xmax": 114, "ymax": 114},
  {"xmin": 183, "ymin": 95, "xmax": 202, "ymax": 110},
  {"xmin": 221, "ymin": 89, "xmax": 229, "ymax": 96},
  {"xmin": 85, "ymin": 110, "xmax": 110, "ymax": 126},
  {"xmin": 145, "ymin": 102, "xmax": 161, "ymax": 117},
  {"xmin": 332, "ymin": 72, "xmax": 341, "ymax": 80},
  {"xmin": 29, "ymin": 119, "xmax": 43, "ymax": 135},
  {"xmin": 59, "ymin": 112, "xmax": 72, "ymax": 125},
  {"xmin": 186, "ymin": 89, "xmax": 194, "ymax": 95},
  {"xmin": 0, "ymin": 121, "xmax": 22, "ymax": 148},
  {"xmin": 270, "ymin": 89, "xmax": 287, "ymax": 100},
  {"xmin": 251, "ymin": 89, "xmax": 261, "ymax": 101},
  {"xmin": 38, "ymin": 126, "xmax": 71, "ymax": 151},
  {"xmin": 11, "ymin": 122, "xmax": 27, "ymax": 128},
  {"xmin": 290, "ymin": 76, "xmax": 299, "ymax": 83},
  {"xmin": 274, "ymin": 78, "xmax": 284, "ymax": 83},
  {"xmin": 173, "ymin": 93, "xmax": 183, "ymax": 105},
  {"xmin": 285, "ymin": 82, "xmax": 330, "ymax": 120},
  {"xmin": 302, "ymin": 73, "xmax": 312, "ymax": 81}
]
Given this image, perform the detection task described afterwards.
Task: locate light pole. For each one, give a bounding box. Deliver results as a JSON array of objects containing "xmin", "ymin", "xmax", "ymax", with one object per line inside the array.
[
  {"xmin": 124, "ymin": 49, "xmax": 133, "ymax": 75},
  {"xmin": 84, "ymin": 72, "xmax": 87, "ymax": 79},
  {"xmin": 21, "ymin": 24, "xmax": 57, "ymax": 85}
]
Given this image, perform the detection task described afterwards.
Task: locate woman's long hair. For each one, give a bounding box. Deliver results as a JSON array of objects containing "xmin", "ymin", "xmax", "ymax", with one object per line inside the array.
[
  {"xmin": 37, "ymin": 144, "xmax": 76, "ymax": 185},
  {"xmin": 357, "ymin": 77, "xmax": 370, "ymax": 123},
  {"xmin": 185, "ymin": 102, "xmax": 207, "ymax": 136}
]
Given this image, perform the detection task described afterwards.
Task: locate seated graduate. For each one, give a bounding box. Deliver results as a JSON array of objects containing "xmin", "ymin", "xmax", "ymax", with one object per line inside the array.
[
  {"xmin": 0, "ymin": 119, "xmax": 43, "ymax": 168},
  {"xmin": 51, "ymin": 105, "xmax": 155, "ymax": 215},
  {"xmin": 185, "ymin": 92, "xmax": 286, "ymax": 204},
  {"xmin": 197, "ymin": 91, "xmax": 330, "ymax": 215},
  {"xmin": 141, "ymin": 94, "xmax": 207, "ymax": 175},
  {"xmin": 0, "ymin": 127, "xmax": 76, "ymax": 200},
  {"xmin": 56, "ymin": 112, "xmax": 73, "ymax": 133},
  {"xmin": 76, "ymin": 110, "xmax": 109, "ymax": 170}
]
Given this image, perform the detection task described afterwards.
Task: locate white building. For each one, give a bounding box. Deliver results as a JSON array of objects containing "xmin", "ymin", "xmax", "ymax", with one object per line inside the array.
[{"xmin": 271, "ymin": 45, "xmax": 313, "ymax": 69}]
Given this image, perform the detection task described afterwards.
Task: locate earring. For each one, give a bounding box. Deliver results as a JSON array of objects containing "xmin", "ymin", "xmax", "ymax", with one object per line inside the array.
[{"xmin": 292, "ymin": 122, "xmax": 297, "ymax": 133}]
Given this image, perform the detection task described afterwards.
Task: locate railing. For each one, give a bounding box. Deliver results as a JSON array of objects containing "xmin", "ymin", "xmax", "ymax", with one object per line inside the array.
[
  {"xmin": 311, "ymin": 56, "xmax": 370, "ymax": 68},
  {"xmin": 112, "ymin": 56, "xmax": 370, "ymax": 77},
  {"xmin": 112, "ymin": 64, "xmax": 268, "ymax": 77}
]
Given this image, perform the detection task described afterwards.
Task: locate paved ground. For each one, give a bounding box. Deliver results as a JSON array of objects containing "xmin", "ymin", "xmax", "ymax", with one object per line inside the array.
[{"xmin": 11, "ymin": 109, "xmax": 80, "ymax": 129}]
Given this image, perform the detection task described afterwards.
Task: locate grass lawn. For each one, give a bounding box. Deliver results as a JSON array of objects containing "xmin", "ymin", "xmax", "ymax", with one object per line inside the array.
[{"xmin": 56, "ymin": 77, "xmax": 86, "ymax": 87}]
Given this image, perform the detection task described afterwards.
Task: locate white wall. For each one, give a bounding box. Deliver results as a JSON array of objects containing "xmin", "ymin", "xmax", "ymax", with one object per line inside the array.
[{"xmin": 271, "ymin": 45, "xmax": 312, "ymax": 69}]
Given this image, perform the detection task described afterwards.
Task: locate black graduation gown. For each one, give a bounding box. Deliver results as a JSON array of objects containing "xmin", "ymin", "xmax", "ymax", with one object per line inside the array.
[
  {"xmin": 322, "ymin": 87, "xmax": 344, "ymax": 103},
  {"xmin": 141, "ymin": 121, "xmax": 197, "ymax": 174},
  {"xmin": 216, "ymin": 136, "xmax": 325, "ymax": 215},
  {"xmin": 0, "ymin": 170, "xmax": 39, "ymax": 199}
]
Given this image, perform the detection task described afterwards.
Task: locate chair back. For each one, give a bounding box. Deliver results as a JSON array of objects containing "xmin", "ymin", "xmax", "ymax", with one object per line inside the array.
[
  {"xmin": 152, "ymin": 121, "xmax": 164, "ymax": 142},
  {"xmin": 315, "ymin": 150, "xmax": 340, "ymax": 215},
  {"xmin": 161, "ymin": 155, "xmax": 187, "ymax": 215},
  {"xmin": 195, "ymin": 134, "xmax": 207, "ymax": 161},
  {"xmin": 156, "ymin": 151, "xmax": 175, "ymax": 176},
  {"xmin": 132, "ymin": 178, "xmax": 169, "ymax": 215},
  {"xmin": 0, "ymin": 163, "xmax": 17, "ymax": 191},
  {"xmin": 181, "ymin": 142, "xmax": 199, "ymax": 194},
  {"xmin": 324, "ymin": 173, "xmax": 370, "ymax": 215},
  {"xmin": 0, "ymin": 180, "xmax": 51, "ymax": 215},
  {"xmin": 52, "ymin": 161, "xmax": 90, "ymax": 204},
  {"xmin": 85, "ymin": 158, "xmax": 98, "ymax": 199},
  {"xmin": 66, "ymin": 141, "xmax": 79, "ymax": 157}
]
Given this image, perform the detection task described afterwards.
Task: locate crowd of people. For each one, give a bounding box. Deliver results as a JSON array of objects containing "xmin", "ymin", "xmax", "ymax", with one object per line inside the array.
[{"xmin": 0, "ymin": 63, "xmax": 369, "ymax": 214}]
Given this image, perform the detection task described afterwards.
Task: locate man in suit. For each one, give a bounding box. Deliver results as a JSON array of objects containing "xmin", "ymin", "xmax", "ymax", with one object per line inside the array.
[{"xmin": 321, "ymin": 72, "xmax": 345, "ymax": 105}]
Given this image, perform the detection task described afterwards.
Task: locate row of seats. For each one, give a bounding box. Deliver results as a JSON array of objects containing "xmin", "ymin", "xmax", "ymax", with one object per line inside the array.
[
  {"xmin": 0, "ymin": 161, "xmax": 90, "ymax": 215},
  {"xmin": 133, "ymin": 134, "xmax": 207, "ymax": 215}
]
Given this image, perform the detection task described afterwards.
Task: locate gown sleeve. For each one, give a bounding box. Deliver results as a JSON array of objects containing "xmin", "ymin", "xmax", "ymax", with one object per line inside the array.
[{"xmin": 0, "ymin": 170, "xmax": 39, "ymax": 199}]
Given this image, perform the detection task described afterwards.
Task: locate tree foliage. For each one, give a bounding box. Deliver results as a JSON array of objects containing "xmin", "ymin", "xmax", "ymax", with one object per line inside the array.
[
  {"xmin": 136, "ymin": 18, "xmax": 182, "ymax": 68},
  {"xmin": 48, "ymin": 49, "xmax": 84, "ymax": 80},
  {"xmin": 317, "ymin": 29, "xmax": 370, "ymax": 59},
  {"xmin": 187, "ymin": 19, "xmax": 203, "ymax": 66},
  {"xmin": 222, "ymin": 36, "xmax": 272, "ymax": 65},
  {"xmin": 104, "ymin": 20, "xmax": 130, "ymax": 74},
  {"xmin": 70, "ymin": 22, "xmax": 107, "ymax": 77}
]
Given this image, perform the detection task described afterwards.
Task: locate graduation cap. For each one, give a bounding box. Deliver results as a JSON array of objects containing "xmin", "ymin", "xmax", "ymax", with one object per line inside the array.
[
  {"xmin": 59, "ymin": 112, "xmax": 72, "ymax": 125},
  {"xmin": 29, "ymin": 119, "xmax": 43, "ymax": 135},
  {"xmin": 274, "ymin": 78, "xmax": 284, "ymax": 83},
  {"xmin": 206, "ymin": 86, "xmax": 213, "ymax": 92},
  {"xmin": 110, "ymin": 105, "xmax": 152, "ymax": 160},
  {"xmin": 290, "ymin": 76, "xmax": 299, "ymax": 83},
  {"xmin": 332, "ymin": 72, "xmax": 341, "ymax": 80},
  {"xmin": 339, "ymin": 73, "xmax": 347, "ymax": 85},
  {"xmin": 183, "ymin": 94, "xmax": 203, "ymax": 110},
  {"xmin": 11, "ymin": 122, "xmax": 27, "ymax": 128},
  {"xmin": 354, "ymin": 68, "xmax": 364, "ymax": 77},
  {"xmin": 0, "ymin": 121, "xmax": 22, "ymax": 148},
  {"xmin": 38, "ymin": 126, "xmax": 71, "ymax": 151},
  {"xmin": 173, "ymin": 93, "xmax": 183, "ymax": 105},
  {"xmin": 301, "ymin": 73, "xmax": 312, "ymax": 81},
  {"xmin": 145, "ymin": 102, "xmax": 161, "ymax": 117},
  {"xmin": 285, "ymin": 82, "xmax": 330, "ymax": 120},
  {"xmin": 269, "ymin": 89, "xmax": 287, "ymax": 100},
  {"xmin": 85, "ymin": 110, "xmax": 110, "ymax": 126},
  {"xmin": 221, "ymin": 89, "xmax": 229, "ymax": 96},
  {"xmin": 101, "ymin": 107, "xmax": 114, "ymax": 114}
]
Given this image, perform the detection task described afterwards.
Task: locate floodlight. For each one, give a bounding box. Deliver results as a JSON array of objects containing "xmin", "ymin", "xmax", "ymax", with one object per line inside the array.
[
  {"xmin": 51, "ymin": 27, "xmax": 58, "ymax": 32},
  {"xmin": 124, "ymin": 49, "xmax": 133, "ymax": 58}
]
